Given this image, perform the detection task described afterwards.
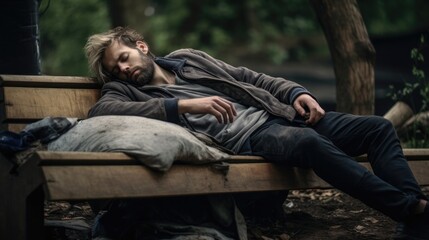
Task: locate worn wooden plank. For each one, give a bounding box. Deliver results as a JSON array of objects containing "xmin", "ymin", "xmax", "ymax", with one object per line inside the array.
[
  {"xmin": 411, "ymin": 162, "xmax": 429, "ymax": 186},
  {"xmin": 41, "ymin": 159, "xmax": 429, "ymax": 201},
  {"xmin": 37, "ymin": 151, "xmax": 265, "ymax": 165},
  {"xmin": 3, "ymin": 87, "xmax": 99, "ymax": 120},
  {"xmin": 0, "ymin": 75, "xmax": 99, "ymax": 89},
  {"xmin": 42, "ymin": 163, "xmax": 331, "ymax": 201},
  {"xmin": 35, "ymin": 149, "xmax": 429, "ymax": 166},
  {"xmin": 4, "ymin": 124, "xmax": 27, "ymax": 133},
  {"xmin": 39, "ymin": 151, "xmax": 138, "ymax": 165},
  {"xmin": 0, "ymin": 92, "xmax": 4, "ymax": 130},
  {"xmin": 402, "ymin": 148, "xmax": 429, "ymax": 159},
  {"xmin": 354, "ymin": 148, "xmax": 429, "ymax": 162}
]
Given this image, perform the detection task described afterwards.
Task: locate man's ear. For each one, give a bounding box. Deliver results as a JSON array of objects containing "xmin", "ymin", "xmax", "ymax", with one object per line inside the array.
[{"xmin": 136, "ymin": 41, "xmax": 149, "ymax": 55}]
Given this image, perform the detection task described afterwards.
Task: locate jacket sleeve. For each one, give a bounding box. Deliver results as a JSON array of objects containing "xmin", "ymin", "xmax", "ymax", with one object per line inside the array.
[
  {"xmin": 87, "ymin": 81, "xmax": 180, "ymax": 123},
  {"xmin": 182, "ymin": 49, "xmax": 314, "ymax": 105}
]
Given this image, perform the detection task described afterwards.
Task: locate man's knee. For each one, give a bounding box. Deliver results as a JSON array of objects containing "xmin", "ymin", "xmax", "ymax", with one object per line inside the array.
[
  {"xmin": 372, "ymin": 115, "xmax": 393, "ymax": 127},
  {"xmin": 367, "ymin": 116, "xmax": 396, "ymax": 135},
  {"xmin": 295, "ymin": 131, "xmax": 322, "ymax": 150},
  {"xmin": 292, "ymin": 129, "xmax": 330, "ymax": 166}
]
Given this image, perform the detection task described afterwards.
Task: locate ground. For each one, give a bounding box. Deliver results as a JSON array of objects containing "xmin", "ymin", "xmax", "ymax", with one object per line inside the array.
[
  {"xmin": 246, "ymin": 189, "xmax": 397, "ymax": 240},
  {"xmin": 45, "ymin": 187, "xmax": 429, "ymax": 240}
]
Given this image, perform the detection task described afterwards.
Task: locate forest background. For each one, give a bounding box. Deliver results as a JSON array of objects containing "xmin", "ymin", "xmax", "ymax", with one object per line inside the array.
[{"xmin": 38, "ymin": 0, "xmax": 429, "ymax": 116}]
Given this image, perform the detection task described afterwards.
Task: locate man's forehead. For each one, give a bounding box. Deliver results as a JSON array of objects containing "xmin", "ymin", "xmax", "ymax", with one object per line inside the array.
[{"xmin": 102, "ymin": 41, "xmax": 123, "ymax": 70}]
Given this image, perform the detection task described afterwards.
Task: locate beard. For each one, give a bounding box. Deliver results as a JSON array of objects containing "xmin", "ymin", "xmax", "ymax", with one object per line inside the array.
[{"xmin": 132, "ymin": 50, "xmax": 155, "ymax": 86}]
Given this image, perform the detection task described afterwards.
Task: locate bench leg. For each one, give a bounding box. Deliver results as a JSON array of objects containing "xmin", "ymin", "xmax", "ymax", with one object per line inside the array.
[
  {"xmin": 0, "ymin": 186, "xmax": 44, "ymax": 240},
  {"xmin": 27, "ymin": 186, "xmax": 45, "ymax": 240},
  {"xmin": 1, "ymin": 155, "xmax": 45, "ymax": 240}
]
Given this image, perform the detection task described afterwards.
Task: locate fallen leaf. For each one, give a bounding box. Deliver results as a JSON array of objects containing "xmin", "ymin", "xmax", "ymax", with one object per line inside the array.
[
  {"xmin": 330, "ymin": 225, "xmax": 342, "ymax": 229},
  {"xmin": 364, "ymin": 217, "xmax": 379, "ymax": 224},
  {"xmin": 354, "ymin": 225, "xmax": 367, "ymax": 233}
]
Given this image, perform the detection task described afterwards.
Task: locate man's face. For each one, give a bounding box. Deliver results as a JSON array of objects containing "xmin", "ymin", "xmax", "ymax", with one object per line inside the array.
[{"xmin": 102, "ymin": 40, "xmax": 154, "ymax": 86}]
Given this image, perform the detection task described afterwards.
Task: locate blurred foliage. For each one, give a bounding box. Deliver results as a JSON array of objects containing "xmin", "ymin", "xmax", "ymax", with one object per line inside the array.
[
  {"xmin": 359, "ymin": 0, "xmax": 429, "ymax": 36},
  {"xmin": 144, "ymin": 0, "xmax": 321, "ymax": 64},
  {"xmin": 37, "ymin": 0, "xmax": 429, "ymax": 75},
  {"xmin": 388, "ymin": 32, "xmax": 429, "ymax": 147},
  {"xmin": 38, "ymin": 0, "xmax": 109, "ymax": 75}
]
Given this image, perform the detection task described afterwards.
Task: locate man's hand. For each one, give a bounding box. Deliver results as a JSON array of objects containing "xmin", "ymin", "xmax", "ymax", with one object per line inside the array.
[
  {"xmin": 178, "ymin": 96, "xmax": 237, "ymax": 124},
  {"xmin": 293, "ymin": 94, "xmax": 325, "ymax": 125}
]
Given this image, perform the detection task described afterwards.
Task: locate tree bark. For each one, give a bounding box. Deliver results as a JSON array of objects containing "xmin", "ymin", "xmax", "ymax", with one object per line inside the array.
[
  {"xmin": 108, "ymin": 0, "xmax": 149, "ymax": 37},
  {"xmin": 108, "ymin": 0, "xmax": 126, "ymax": 28},
  {"xmin": 310, "ymin": 0, "xmax": 376, "ymax": 114}
]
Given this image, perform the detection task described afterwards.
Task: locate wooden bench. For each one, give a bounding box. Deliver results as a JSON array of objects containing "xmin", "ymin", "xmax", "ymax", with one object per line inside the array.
[{"xmin": 1, "ymin": 74, "xmax": 429, "ymax": 240}]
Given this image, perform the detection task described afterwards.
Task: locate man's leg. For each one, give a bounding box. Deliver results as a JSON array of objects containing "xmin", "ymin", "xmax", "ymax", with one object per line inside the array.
[
  {"xmin": 311, "ymin": 112, "xmax": 429, "ymax": 239},
  {"xmin": 312, "ymin": 112, "xmax": 426, "ymax": 201},
  {"xmin": 246, "ymin": 112, "xmax": 425, "ymax": 222}
]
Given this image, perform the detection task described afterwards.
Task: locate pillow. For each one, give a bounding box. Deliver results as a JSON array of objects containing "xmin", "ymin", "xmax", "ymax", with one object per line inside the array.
[{"xmin": 47, "ymin": 115, "xmax": 229, "ymax": 171}]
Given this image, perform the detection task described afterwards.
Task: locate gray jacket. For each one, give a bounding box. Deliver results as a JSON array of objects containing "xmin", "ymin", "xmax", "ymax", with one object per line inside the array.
[{"xmin": 88, "ymin": 49, "xmax": 312, "ymax": 124}]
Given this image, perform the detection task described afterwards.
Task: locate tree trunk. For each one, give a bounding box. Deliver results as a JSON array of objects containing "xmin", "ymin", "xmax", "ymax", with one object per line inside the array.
[
  {"xmin": 108, "ymin": 0, "xmax": 126, "ymax": 27},
  {"xmin": 310, "ymin": 0, "xmax": 376, "ymax": 114},
  {"xmin": 108, "ymin": 0, "xmax": 149, "ymax": 39}
]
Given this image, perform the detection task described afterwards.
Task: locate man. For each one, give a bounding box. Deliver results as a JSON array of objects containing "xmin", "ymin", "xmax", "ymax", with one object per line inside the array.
[{"xmin": 85, "ymin": 26, "xmax": 428, "ymax": 239}]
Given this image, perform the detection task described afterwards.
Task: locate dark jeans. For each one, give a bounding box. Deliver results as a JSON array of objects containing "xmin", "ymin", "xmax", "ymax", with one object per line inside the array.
[{"xmin": 239, "ymin": 111, "xmax": 427, "ymax": 222}]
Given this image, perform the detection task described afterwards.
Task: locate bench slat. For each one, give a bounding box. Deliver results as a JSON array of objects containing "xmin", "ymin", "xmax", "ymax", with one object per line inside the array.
[
  {"xmin": 37, "ymin": 151, "xmax": 266, "ymax": 165},
  {"xmin": 0, "ymin": 75, "xmax": 99, "ymax": 88},
  {"xmin": 42, "ymin": 163, "xmax": 330, "ymax": 201},
  {"xmin": 41, "ymin": 161, "xmax": 429, "ymax": 201},
  {"xmin": 4, "ymin": 87, "xmax": 99, "ymax": 120},
  {"xmin": 39, "ymin": 152, "xmax": 138, "ymax": 165},
  {"xmin": 5, "ymin": 124, "xmax": 28, "ymax": 133},
  {"xmin": 401, "ymin": 148, "xmax": 429, "ymax": 159},
  {"xmin": 35, "ymin": 149, "xmax": 429, "ymax": 166},
  {"xmin": 354, "ymin": 148, "xmax": 429, "ymax": 161}
]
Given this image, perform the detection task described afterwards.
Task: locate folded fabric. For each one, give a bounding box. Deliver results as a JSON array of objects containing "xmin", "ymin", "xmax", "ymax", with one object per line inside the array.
[
  {"xmin": 23, "ymin": 117, "xmax": 78, "ymax": 144},
  {"xmin": 0, "ymin": 130, "xmax": 34, "ymax": 154},
  {"xmin": 47, "ymin": 115, "xmax": 229, "ymax": 171},
  {"xmin": 0, "ymin": 117, "xmax": 78, "ymax": 156}
]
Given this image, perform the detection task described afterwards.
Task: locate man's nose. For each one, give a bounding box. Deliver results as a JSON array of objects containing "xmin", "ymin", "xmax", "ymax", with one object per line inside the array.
[{"xmin": 118, "ymin": 62, "xmax": 130, "ymax": 73}]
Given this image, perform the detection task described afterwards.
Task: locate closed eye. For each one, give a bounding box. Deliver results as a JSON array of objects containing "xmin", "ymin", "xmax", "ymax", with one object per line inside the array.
[{"xmin": 120, "ymin": 53, "xmax": 128, "ymax": 62}]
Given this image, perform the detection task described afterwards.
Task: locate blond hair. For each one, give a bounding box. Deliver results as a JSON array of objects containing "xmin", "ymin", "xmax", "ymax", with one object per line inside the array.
[{"xmin": 84, "ymin": 26, "xmax": 153, "ymax": 84}]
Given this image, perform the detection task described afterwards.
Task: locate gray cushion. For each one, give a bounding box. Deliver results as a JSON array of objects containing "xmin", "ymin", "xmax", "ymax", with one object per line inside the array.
[{"xmin": 47, "ymin": 115, "xmax": 229, "ymax": 171}]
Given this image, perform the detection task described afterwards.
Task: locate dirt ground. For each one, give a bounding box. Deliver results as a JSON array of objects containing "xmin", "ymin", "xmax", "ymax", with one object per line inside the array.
[
  {"xmin": 45, "ymin": 187, "xmax": 429, "ymax": 240},
  {"xmin": 246, "ymin": 189, "xmax": 397, "ymax": 240}
]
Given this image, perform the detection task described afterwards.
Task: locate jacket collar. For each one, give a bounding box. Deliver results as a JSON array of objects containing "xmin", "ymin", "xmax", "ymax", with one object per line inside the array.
[{"xmin": 154, "ymin": 57, "xmax": 186, "ymax": 72}]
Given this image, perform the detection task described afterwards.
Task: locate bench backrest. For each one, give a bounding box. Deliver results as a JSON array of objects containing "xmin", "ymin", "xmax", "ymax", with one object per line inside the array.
[{"xmin": 0, "ymin": 75, "xmax": 100, "ymax": 132}]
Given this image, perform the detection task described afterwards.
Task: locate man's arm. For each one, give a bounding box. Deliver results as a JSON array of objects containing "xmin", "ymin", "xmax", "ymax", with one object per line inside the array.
[
  {"xmin": 88, "ymin": 81, "xmax": 180, "ymax": 123},
  {"xmin": 181, "ymin": 49, "xmax": 308, "ymax": 105},
  {"xmin": 178, "ymin": 97, "xmax": 237, "ymax": 124},
  {"xmin": 90, "ymin": 80, "xmax": 239, "ymax": 125},
  {"xmin": 293, "ymin": 94, "xmax": 325, "ymax": 125},
  {"xmin": 178, "ymin": 49, "xmax": 325, "ymax": 124}
]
